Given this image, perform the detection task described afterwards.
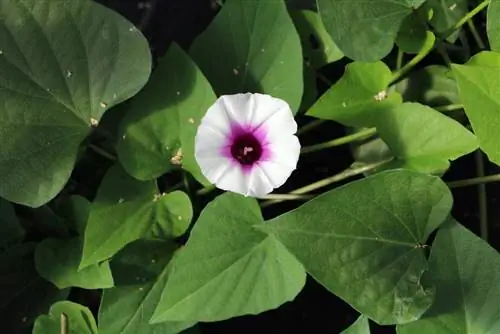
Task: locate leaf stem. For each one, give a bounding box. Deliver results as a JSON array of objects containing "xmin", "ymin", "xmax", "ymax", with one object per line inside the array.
[
  {"xmin": 297, "ymin": 119, "xmax": 325, "ymax": 136},
  {"xmin": 390, "ymin": 32, "xmax": 435, "ymax": 83},
  {"xmin": 259, "ymin": 194, "xmax": 313, "ymax": 201},
  {"xmin": 88, "ymin": 144, "xmax": 116, "ymax": 161},
  {"xmin": 467, "ymin": 19, "xmax": 487, "ymax": 49},
  {"xmin": 317, "ymin": 72, "xmax": 333, "ymax": 86},
  {"xmin": 196, "ymin": 184, "xmax": 216, "ymax": 196},
  {"xmin": 261, "ymin": 159, "xmax": 392, "ymax": 208},
  {"xmin": 300, "ymin": 127, "xmax": 377, "ymax": 154},
  {"xmin": 475, "ymin": 151, "xmax": 489, "ymax": 240},
  {"xmin": 447, "ymin": 173, "xmax": 500, "ymax": 188},
  {"xmin": 443, "ymin": 0, "xmax": 490, "ymax": 38},
  {"xmin": 434, "ymin": 103, "xmax": 463, "ymax": 112},
  {"xmin": 396, "ymin": 49, "xmax": 404, "ymax": 70}
]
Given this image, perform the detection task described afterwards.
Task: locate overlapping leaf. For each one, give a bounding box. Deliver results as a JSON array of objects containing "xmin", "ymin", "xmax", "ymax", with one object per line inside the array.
[{"xmin": 33, "ymin": 301, "xmax": 98, "ymax": 334}]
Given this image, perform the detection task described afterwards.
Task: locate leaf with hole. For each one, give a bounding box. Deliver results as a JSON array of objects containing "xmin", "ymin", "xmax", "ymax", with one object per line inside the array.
[
  {"xmin": 260, "ymin": 170, "xmax": 452, "ymax": 325},
  {"xmin": 151, "ymin": 193, "xmax": 306, "ymax": 323},
  {"xmin": 0, "ymin": 0, "xmax": 151, "ymax": 207},
  {"xmin": 189, "ymin": 0, "xmax": 303, "ymax": 113}
]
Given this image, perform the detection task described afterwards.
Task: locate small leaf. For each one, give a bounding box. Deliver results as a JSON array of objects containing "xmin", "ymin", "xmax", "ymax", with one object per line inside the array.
[
  {"xmin": 80, "ymin": 165, "xmax": 192, "ymax": 268},
  {"xmin": 189, "ymin": 0, "xmax": 304, "ymax": 113},
  {"xmin": 33, "ymin": 301, "xmax": 98, "ymax": 334},
  {"xmin": 396, "ymin": 11, "xmax": 429, "ymax": 54},
  {"xmin": 341, "ymin": 315, "xmax": 371, "ymax": 334},
  {"xmin": 398, "ymin": 220, "xmax": 500, "ymax": 333},
  {"xmin": 0, "ymin": 0, "xmax": 151, "ymax": 207},
  {"xmin": 35, "ymin": 237, "xmax": 114, "ymax": 289},
  {"xmin": 452, "ymin": 51, "xmax": 500, "ymax": 165},
  {"xmin": 99, "ymin": 240, "xmax": 195, "ymax": 334},
  {"xmin": 395, "ymin": 65, "xmax": 460, "ymax": 107},
  {"xmin": 306, "ymin": 61, "xmax": 402, "ymax": 126},
  {"xmin": 151, "ymin": 193, "xmax": 306, "ymax": 323},
  {"xmin": 317, "ymin": 0, "xmax": 426, "ymax": 61},
  {"xmin": 261, "ymin": 170, "xmax": 452, "ymax": 325},
  {"xmin": 290, "ymin": 10, "xmax": 343, "ymax": 69},
  {"xmin": 0, "ymin": 198, "xmax": 24, "ymax": 249},
  {"xmin": 117, "ymin": 43, "xmax": 216, "ymax": 184},
  {"xmin": 375, "ymin": 102, "xmax": 478, "ymax": 174},
  {"xmin": 0, "ymin": 243, "xmax": 69, "ymax": 332},
  {"xmin": 424, "ymin": 0, "xmax": 467, "ymax": 42}
]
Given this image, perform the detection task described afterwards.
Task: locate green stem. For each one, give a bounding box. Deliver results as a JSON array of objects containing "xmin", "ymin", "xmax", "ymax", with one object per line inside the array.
[
  {"xmin": 259, "ymin": 194, "xmax": 313, "ymax": 201},
  {"xmin": 475, "ymin": 151, "xmax": 489, "ymax": 240},
  {"xmin": 434, "ymin": 103, "xmax": 463, "ymax": 112},
  {"xmin": 300, "ymin": 127, "xmax": 377, "ymax": 154},
  {"xmin": 317, "ymin": 72, "xmax": 333, "ymax": 86},
  {"xmin": 297, "ymin": 119, "xmax": 325, "ymax": 136},
  {"xmin": 443, "ymin": 0, "xmax": 490, "ymax": 38},
  {"xmin": 261, "ymin": 159, "xmax": 392, "ymax": 208},
  {"xmin": 390, "ymin": 32, "xmax": 435, "ymax": 83},
  {"xmin": 467, "ymin": 19, "xmax": 487, "ymax": 49},
  {"xmin": 89, "ymin": 144, "xmax": 116, "ymax": 161},
  {"xmin": 396, "ymin": 49, "xmax": 404, "ymax": 70},
  {"xmin": 447, "ymin": 173, "xmax": 500, "ymax": 188},
  {"xmin": 196, "ymin": 184, "xmax": 216, "ymax": 196}
]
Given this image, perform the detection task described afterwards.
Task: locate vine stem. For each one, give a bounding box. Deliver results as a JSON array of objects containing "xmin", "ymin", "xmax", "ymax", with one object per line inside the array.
[
  {"xmin": 301, "ymin": 127, "xmax": 377, "ymax": 154},
  {"xmin": 467, "ymin": 19, "xmax": 487, "ymax": 49},
  {"xmin": 390, "ymin": 32, "xmax": 435, "ymax": 83},
  {"xmin": 475, "ymin": 151, "xmax": 489, "ymax": 241},
  {"xmin": 297, "ymin": 119, "xmax": 325, "ymax": 136},
  {"xmin": 443, "ymin": 0, "xmax": 490, "ymax": 38},
  {"xmin": 447, "ymin": 174, "xmax": 500, "ymax": 188},
  {"xmin": 258, "ymin": 194, "xmax": 313, "ymax": 201},
  {"xmin": 89, "ymin": 144, "xmax": 116, "ymax": 161},
  {"xmin": 260, "ymin": 159, "xmax": 392, "ymax": 208}
]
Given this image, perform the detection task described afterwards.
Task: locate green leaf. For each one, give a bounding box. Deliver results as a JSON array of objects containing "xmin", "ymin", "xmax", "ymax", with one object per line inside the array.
[
  {"xmin": 0, "ymin": 0, "xmax": 151, "ymax": 207},
  {"xmin": 0, "ymin": 198, "xmax": 24, "ymax": 248},
  {"xmin": 317, "ymin": 0, "xmax": 426, "ymax": 61},
  {"xmin": 397, "ymin": 220, "xmax": 500, "ymax": 334},
  {"xmin": 260, "ymin": 170, "xmax": 452, "ymax": 325},
  {"xmin": 117, "ymin": 43, "xmax": 215, "ymax": 184},
  {"xmin": 395, "ymin": 65, "xmax": 460, "ymax": 107},
  {"xmin": 306, "ymin": 61, "xmax": 402, "ymax": 126},
  {"xmin": 189, "ymin": 0, "xmax": 304, "ymax": 113},
  {"xmin": 151, "ymin": 193, "xmax": 306, "ymax": 323},
  {"xmin": 424, "ymin": 0, "xmax": 467, "ymax": 42},
  {"xmin": 488, "ymin": 0, "xmax": 500, "ymax": 51},
  {"xmin": 35, "ymin": 237, "xmax": 114, "ymax": 289},
  {"xmin": 396, "ymin": 11, "xmax": 428, "ymax": 54},
  {"xmin": 99, "ymin": 240, "xmax": 195, "ymax": 334},
  {"xmin": 0, "ymin": 243, "xmax": 69, "ymax": 333},
  {"xmin": 341, "ymin": 315, "xmax": 371, "ymax": 334},
  {"xmin": 375, "ymin": 103, "xmax": 478, "ymax": 174},
  {"xmin": 452, "ymin": 51, "xmax": 500, "ymax": 165},
  {"xmin": 290, "ymin": 10, "xmax": 343, "ymax": 69},
  {"xmin": 33, "ymin": 301, "xmax": 97, "ymax": 334},
  {"xmin": 80, "ymin": 165, "xmax": 192, "ymax": 269}
]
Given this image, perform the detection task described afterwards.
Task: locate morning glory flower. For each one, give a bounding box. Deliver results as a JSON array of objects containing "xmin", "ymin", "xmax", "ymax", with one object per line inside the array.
[{"xmin": 195, "ymin": 93, "xmax": 300, "ymax": 197}]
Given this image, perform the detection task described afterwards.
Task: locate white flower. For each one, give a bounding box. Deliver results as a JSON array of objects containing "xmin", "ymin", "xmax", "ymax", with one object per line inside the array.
[{"xmin": 195, "ymin": 93, "xmax": 300, "ymax": 197}]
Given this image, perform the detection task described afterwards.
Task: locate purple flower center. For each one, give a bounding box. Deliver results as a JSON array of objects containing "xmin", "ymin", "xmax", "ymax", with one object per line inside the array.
[{"xmin": 230, "ymin": 133, "xmax": 263, "ymax": 165}]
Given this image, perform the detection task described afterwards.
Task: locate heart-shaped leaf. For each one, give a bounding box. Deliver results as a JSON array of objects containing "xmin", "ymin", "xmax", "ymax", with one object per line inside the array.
[
  {"xmin": 117, "ymin": 43, "xmax": 215, "ymax": 184},
  {"xmin": 80, "ymin": 164, "xmax": 192, "ymax": 269},
  {"xmin": 398, "ymin": 220, "xmax": 500, "ymax": 333},
  {"xmin": 0, "ymin": 0, "xmax": 151, "ymax": 206},
  {"xmin": 487, "ymin": 0, "xmax": 500, "ymax": 50},
  {"xmin": 452, "ymin": 51, "xmax": 500, "ymax": 165},
  {"xmin": 99, "ymin": 240, "xmax": 194, "ymax": 334},
  {"xmin": 306, "ymin": 61, "xmax": 402, "ymax": 126},
  {"xmin": 317, "ymin": 0, "xmax": 426, "ymax": 61},
  {"xmin": 33, "ymin": 301, "xmax": 98, "ymax": 334},
  {"xmin": 151, "ymin": 193, "xmax": 306, "ymax": 323},
  {"xmin": 261, "ymin": 170, "xmax": 452, "ymax": 325},
  {"xmin": 189, "ymin": 0, "xmax": 304, "ymax": 113},
  {"xmin": 375, "ymin": 102, "xmax": 478, "ymax": 174}
]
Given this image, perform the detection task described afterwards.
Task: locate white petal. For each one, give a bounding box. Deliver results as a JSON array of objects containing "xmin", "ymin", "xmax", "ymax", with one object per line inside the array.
[
  {"xmin": 214, "ymin": 163, "xmax": 252, "ymax": 196},
  {"xmin": 265, "ymin": 135, "xmax": 301, "ymax": 169},
  {"xmin": 248, "ymin": 93, "xmax": 297, "ymax": 135},
  {"xmin": 194, "ymin": 123, "xmax": 227, "ymax": 158},
  {"xmin": 217, "ymin": 93, "xmax": 254, "ymax": 126}
]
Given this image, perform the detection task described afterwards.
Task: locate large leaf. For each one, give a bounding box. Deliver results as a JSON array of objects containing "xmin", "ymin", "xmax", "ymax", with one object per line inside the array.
[
  {"xmin": 117, "ymin": 43, "xmax": 215, "ymax": 184},
  {"xmin": 395, "ymin": 65, "xmax": 460, "ymax": 107},
  {"xmin": 33, "ymin": 301, "xmax": 98, "ymax": 334},
  {"xmin": 374, "ymin": 103, "xmax": 478, "ymax": 174},
  {"xmin": 99, "ymin": 240, "xmax": 194, "ymax": 334},
  {"xmin": 0, "ymin": 198, "xmax": 24, "ymax": 248},
  {"xmin": 0, "ymin": 243, "xmax": 69, "ymax": 333},
  {"xmin": 487, "ymin": 0, "xmax": 500, "ymax": 51},
  {"xmin": 0, "ymin": 0, "xmax": 151, "ymax": 207},
  {"xmin": 398, "ymin": 220, "xmax": 500, "ymax": 333},
  {"xmin": 452, "ymin": 51, "xmax": 500, "ymax": 165},
  {"xmin": 342, "ymin": 315, "xmax": 371, "ymax": 334},
  {"xmin": 290, "ymin": 10, "xmax": 343, "ymax": 69},
  {"xmin": 189, "ymin": 0, "xmax": 303, "ymax": 113},
  {"xmin": 151, "ymin": 193, "xmax": 306, "ymax": 323},
  {"xmin": 260, "ymin": 170, "xmax": 452, "ymax": 325},
  {"xmin": 80, "ymin": 165, "xmax": 192, "ymax": 268},
  {"xmin": 317, "ymin": 0, "xmax": 426, "ymax": 61},
  {"xmin": 35, "ymin": 237, "xmax": 114, "ymax": 289},
  {"xmin": 306, "ymin": 61, "xmax": 402, "ymax": 126}
]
